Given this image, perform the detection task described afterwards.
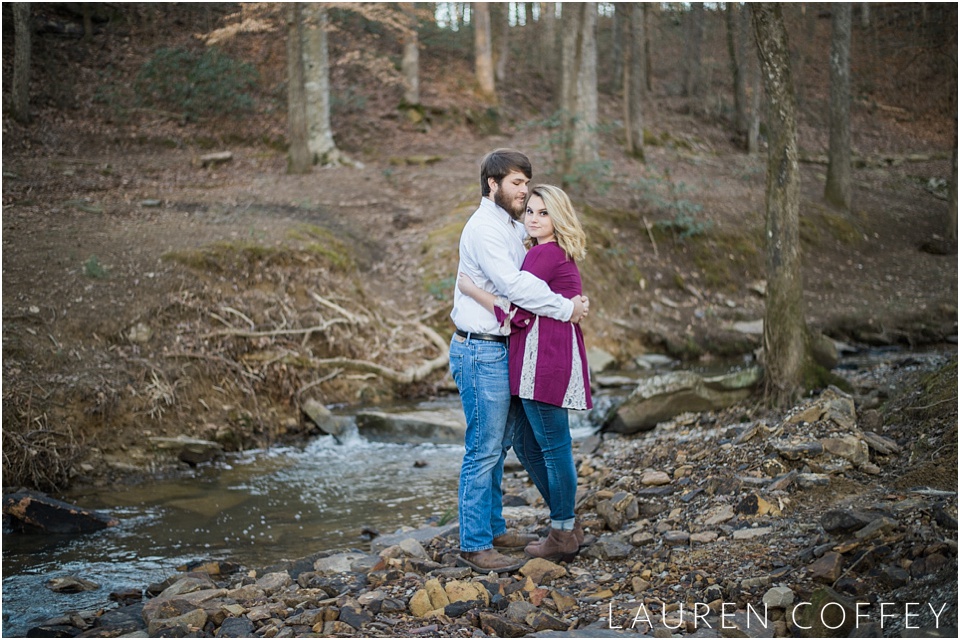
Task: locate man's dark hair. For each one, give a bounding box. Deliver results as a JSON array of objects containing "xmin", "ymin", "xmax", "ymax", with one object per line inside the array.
[{"xmin": 480, "ymin": 149, "xmax": 532, "ymax": 197}]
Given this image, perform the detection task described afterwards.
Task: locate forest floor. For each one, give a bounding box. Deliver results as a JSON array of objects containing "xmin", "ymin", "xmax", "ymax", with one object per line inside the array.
[{"xmin": 3, "ymin": 89, "xmax": 957, "ymax": 492}]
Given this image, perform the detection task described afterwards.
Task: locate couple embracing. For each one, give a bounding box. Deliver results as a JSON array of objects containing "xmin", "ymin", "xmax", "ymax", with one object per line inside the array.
[{"xmin": 449, "ymin": 148, "xmax": 593, "ymax": 573}]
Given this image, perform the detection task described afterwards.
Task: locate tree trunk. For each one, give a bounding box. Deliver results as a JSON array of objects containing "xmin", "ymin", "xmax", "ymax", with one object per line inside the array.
[
  {"xmin": 949, "ymin": 135, "xmax": 958, "ymax": 252},
  {"xmin": 540, "ymin": 2, "xmax": 557, "ymax": 93},
  {"xmin": 741, "ymin": 5, "xmax": 762, "ymax": 154},
  {"xmin": 82, "ymin": 4, "xmax": 93, "ymax": 41},
  {"xmin": 643, "ymin": 3, "xmax": 653, "ymax": 92},
  {"xmin": 474, "ymin": 2, "xmax": 496, "ymax": 102},
  {"xmin": 860, "ymin": 3, "xmax": 870, "ymax": 29},
  {"xmin": 302, "ymin": 4, "xmax": 340, "ymax": 166},
  {"xmin": 624, "ymin": 3, "xmax": 645, "ymax": 161},
  {"xmin": 286, "ymin": 3, "xmax": 312, "ymax": 174},
  {"xmin": 683, "ymin": 4, "xmax": 704, "ymax": 98},
  {"xmin": 825, "ymin": 3, "xmax": 852, "ymax": 210},
  {"xmin": 560, "ymin": 3, "xmax": 598, "ymax": 184},
  {"xmin": 12, "ymin": 3, "xmax": 31, "ymax": 125},
  {"xmin": 401, "ymin": 3, "xmax": 420, "ymax": 105},
  {"xmin": 752, "ymin": 3, "xmax": 808, "ymax": 408},
  {"xmin": 726, "ymin": 4, "xmax": 748, "ymax": 139},
  {"xmin": 495, "ymin": 2, "xmax": 509, "ymax": 84},
  {"xmin": 611, "ymin": 3, "xmax": 623, "ymax": 93}
]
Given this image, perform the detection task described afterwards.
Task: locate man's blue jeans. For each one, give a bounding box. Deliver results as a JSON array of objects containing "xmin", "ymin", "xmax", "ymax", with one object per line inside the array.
[
  {"xmin": 514, "ymin": 398, "xmax": 577, "ymax": 528},
  {"xmin": 449, "ymin": 334, "xmax": 516, "ymax": 552}
]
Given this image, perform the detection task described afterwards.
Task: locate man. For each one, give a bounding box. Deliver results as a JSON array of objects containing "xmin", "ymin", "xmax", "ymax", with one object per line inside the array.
[{"xmin": 449, "ymin": 149, "xmax": 587, "ymax": 572}]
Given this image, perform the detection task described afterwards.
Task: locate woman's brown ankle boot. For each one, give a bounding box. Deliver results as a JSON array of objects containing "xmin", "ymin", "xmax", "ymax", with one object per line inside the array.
[{"xmin": 524, "ymin": 528, "xmax": 578, "ymax": 562}]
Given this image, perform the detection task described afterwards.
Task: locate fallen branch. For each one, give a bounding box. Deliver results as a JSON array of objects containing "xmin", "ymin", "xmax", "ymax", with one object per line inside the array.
[
  {"xmin": 310, "ymin": 291, "xmax": 368, "ymax": 325},
  {"xmin": 200, "ymin": 318, "xmax": 353, "ymax": 339}
]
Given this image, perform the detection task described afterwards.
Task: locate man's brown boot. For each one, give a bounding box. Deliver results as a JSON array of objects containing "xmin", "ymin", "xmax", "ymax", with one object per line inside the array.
[
  {"xmin": 524, "ymin": 528, "xmax": 578, "ymax": 562},
  {"xmin": 456, "ymin": 548, "xmax": 524, "ymax": 573},
  {"xmin": 493, "ymin": 531, "xmax": 538, "ymax": 551}
]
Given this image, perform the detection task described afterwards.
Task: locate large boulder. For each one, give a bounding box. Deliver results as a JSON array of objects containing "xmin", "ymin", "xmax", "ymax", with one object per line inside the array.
[
  {"xmin": 355, "ymin": 409, "xmax": 466, "ymax": 444},
  {"xmin": 603, "ymin": 367, "xmax": 763, "ymax": 434}
]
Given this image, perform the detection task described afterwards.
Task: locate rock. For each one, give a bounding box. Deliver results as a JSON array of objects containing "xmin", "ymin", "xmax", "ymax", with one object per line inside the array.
[
  {"xmin": 445, "ymin": 579, "xmax": 489, "ymax": 605},
  {"xmin": 46, "ymin": 576, "xmax": 100, "ymax": 593},
  {"xmin": 255, "ymin": 571, "xmax": 292, "ymax": 595},
  {"xmin": 301, "ymin": 399, "xmax": 352, "ymax": 440},
  {"xmin": 690, "ymin": 531, "xmax": 718, "ymax": 544},
  {"xmin": 147, "ymin": 607, "xmax": 208, "ymax": 636},
  {"xmin": 810, "ymin": 332, "xmax": 840, "ymax": 369},
  {"xmin": 662, "ymin": 530, "xmax": 690, "ymax": 545},
  {"xmin": 732, "ymin": 526, "xmax": 773, "ymax": 540},
  {"xmin": 586, "ymin": 347, "xmax": 617, "ymax": 374},
  {"xmin": 148, "ymin": 436, "xmax": 223, "ymax": 465},
  {"xmin": 398, "ymin": 537, "xmax": 430, "ymax": 559},
  {"xmin": 604, "ymin": 368, "xmax": 762, "ymax": 434},
  {"xmin": 635, "ymin": 353, "xmax": 677, "ymax": 369},
  {"xmin": 820, "ymin": 509, "xmax": 877, "ymax": 535},
  {"xmin": 640, "ymin": 470, "xmax": 672, "ymax": 486},
  {"xmin": 370, "ymin": 523, "xmax": 459, "ymax": 553},
  {"xmin": 127, "ymin": 321, "xmax": 152, "ymax": 343},
  {"xmin": 3, "ymin": 491, "xmax": 119, "ymax": 533},
  {"xmin": 861, "ymin": 431, "xmax": 900, "ymax": 455},
  {"xmin": 520, "ymin": 558, "xmax": 567, "ymax": 584},
  {"xmin": 821, "ymin": 387, "xmax": 857, "ymax": 430},
  {"xmin": 478, "ymin": 611, "xmax": 533, "ymax": 637},
  {"xmin": 808, "ymin": 551, "xmax": 844, "ymax": 583},
  {"xmin": 409, "ymin": 589, "xmax": 437, "ymax": 617},
  {"xmin": 854, "ymin": 516, "xmax": 898, "ymax": 541},
  {"xmin": 216, "ymin": 617, "xmax": 255, "ymax": 637},
  {"xmin": 790, "ymin": 587, "xmax": 858, "ymax": 637},
  {"xmin": 313, "ymin": 552, "xmax": 372, "ymax": 574},
  {"xmin": 762, "ymin": 586, "xmax": 795, "ymax": 608},
  {"xmin": 198, "ymin": 151, "xmax": 233, "ymax": 167},
  {"xmin": 702, "ymin": 504, "xmax": 736, "ymax": 526},
  {"xmin": 355, "ymin": 408, "xmax": 466, "ymax": 444},
  {"xmin": 821, "ymin": 436, "xmax": 869, "ymax": 467}
]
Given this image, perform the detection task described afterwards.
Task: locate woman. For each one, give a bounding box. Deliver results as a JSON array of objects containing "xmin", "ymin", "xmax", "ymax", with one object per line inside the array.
[{"xmin": 458, "ymin": 184, "xmax": 592, "ymax": 562}]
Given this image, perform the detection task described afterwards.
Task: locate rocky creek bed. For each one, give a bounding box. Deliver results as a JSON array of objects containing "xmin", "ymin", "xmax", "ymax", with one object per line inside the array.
[{"xmin": 17, "ymin": 350, "xmax": 959, "ymax": 639}]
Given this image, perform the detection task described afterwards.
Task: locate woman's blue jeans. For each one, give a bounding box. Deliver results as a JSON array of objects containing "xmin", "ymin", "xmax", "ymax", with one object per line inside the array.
[
  {"xmin": 514, "ymin": 398, "xmax": 577, "ymax": 526},
  {"xmin": 449, "ymin": 334, "xmax": 517, "ymax": 552}
]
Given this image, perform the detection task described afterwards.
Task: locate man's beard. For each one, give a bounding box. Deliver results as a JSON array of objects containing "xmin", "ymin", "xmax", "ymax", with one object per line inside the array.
[{"xmin": 494, "ymin": 187, "xmax": 524, "ymax": 220}]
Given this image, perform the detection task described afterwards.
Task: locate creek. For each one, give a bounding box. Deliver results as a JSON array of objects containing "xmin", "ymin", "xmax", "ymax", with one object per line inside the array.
[{"xmin": 0, "ymin": 393, "xmax": 612, "ymax": 637}]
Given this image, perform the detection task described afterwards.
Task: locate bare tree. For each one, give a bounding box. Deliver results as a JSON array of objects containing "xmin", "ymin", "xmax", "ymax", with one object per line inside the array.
[
  {"xmin": 683, "ymin": 4, "xmax": 705, "ymax": 99},
  {"xmin": 400, "ymin": 2, "xmax": 420, "ymax": 105},
  {"xmin": 742, "ymin": 5, "xmax": 762, "ymax": 154},
  {"xmin": 950, "ymin": 135, "xmax": 958, "ymax": 252},
  {"xmin": 540, "ymin": 2, "xmax": 557, "ymax": 92},
  {"xmin": 726, "ymin": 3, "xmax": 748, "ymax": 142},
  {"xmin": 12, "ymin": 3, "xmax": 31, "ymax": 124},
  {"xmin": 825, "ymin": 3, "xmax": 852, "ymax": 210},
  {"xmin": 560, "ymin": 3, "xmax": 599, "ymax": 184},
  {"xmin": 643, "ymin": 3, "xmax": 653, "ymax": 92},
  {"xmin": 286, "ymin": 3, "xmax": 311, "ymax": 174},
  {"xmin": 752, "ymin": 3, "xmax": 809, "ymax": 408},
  {"xmin": 623, "ymin": 3, "xmax": 645, "ymax": 161},
  {"xmin": 302, "ymin": 4, "xmax": 342, "ymax": 166},
  {"xmin": 495, "ymin": 2, "xmax": 509, "ymax": 84},
  {"xmin": 474, "ymin": 2, "xmax": 496, "ymax": 102}
]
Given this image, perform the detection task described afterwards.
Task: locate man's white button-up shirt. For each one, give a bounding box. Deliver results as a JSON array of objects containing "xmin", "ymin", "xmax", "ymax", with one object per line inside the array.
[{"xmin": 451, "ymin": 197, "xmax": 573, "ymax": 334}]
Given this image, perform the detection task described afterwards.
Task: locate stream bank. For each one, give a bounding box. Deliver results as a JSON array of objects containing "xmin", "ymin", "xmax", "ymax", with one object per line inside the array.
[{"xmin": 7, "ymin": 348, "xmax": 956, "ymax": 638}]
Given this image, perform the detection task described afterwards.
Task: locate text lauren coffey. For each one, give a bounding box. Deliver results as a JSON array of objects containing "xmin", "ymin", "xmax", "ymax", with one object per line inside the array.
[{"xmin": 608, "ymin": 601, "xmax": 952, "ymax": 631}]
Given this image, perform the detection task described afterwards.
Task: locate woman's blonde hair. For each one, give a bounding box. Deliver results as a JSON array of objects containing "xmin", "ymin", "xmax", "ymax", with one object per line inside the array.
[{"xmin": 524, "ymin": 184, "xmax": 587, "ymax": 261}]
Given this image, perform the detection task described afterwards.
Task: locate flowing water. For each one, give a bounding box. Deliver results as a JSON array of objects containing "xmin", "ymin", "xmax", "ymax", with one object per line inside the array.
[{"xmin": 0, "ymin": 394, "xmax": 610, "ymax": 637}]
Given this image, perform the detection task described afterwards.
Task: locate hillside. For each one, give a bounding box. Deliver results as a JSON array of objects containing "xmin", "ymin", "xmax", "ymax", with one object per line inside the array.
[{"xmin": 2, "ymin": 3, "xmax": 957, "ymax": 492}]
